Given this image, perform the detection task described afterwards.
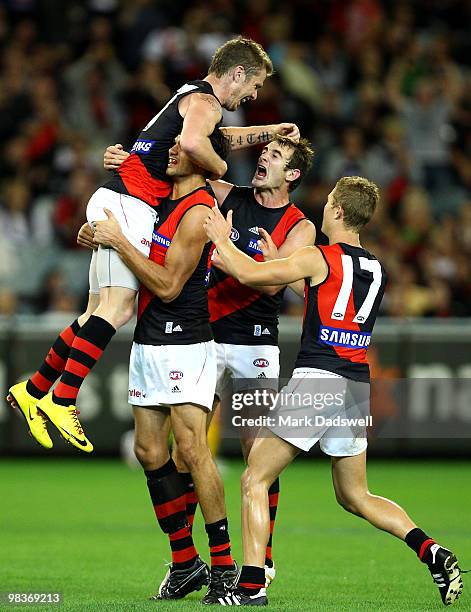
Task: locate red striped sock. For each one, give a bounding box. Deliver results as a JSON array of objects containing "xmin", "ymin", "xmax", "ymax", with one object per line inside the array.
[
  {"xmin": 53, "ymin": 316, "xmax": 115, "ymax": 406},
  {"xmin": 405, "ymin": 528, "xmax": 436, "ymax": 563},
  {"xmin": 238, "ymin": 565, "xmax": 265, "ymax": 595},
  {"xmin": 265, "ymin": 478, "xmax": 279, "ymax": 566},
  {"xmin": 205, "ymin": 518, "xmax": 234, "ymax": 569},
  {"xmin": 179, "ymin": 472, "xmax": 198, "ymax": 532},
  {"xmin": 26, "ymin": 320, "xmax": 81, "ymax": 399},
  {"xmin": 146, "ymin": 459, "xmax": 198, "ymax": 569}
]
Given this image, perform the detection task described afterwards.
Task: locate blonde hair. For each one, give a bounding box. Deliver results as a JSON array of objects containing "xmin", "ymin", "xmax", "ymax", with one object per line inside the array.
[{"xmin": 333, "ymin": 176, "xmax": 379, "ymax": 231}]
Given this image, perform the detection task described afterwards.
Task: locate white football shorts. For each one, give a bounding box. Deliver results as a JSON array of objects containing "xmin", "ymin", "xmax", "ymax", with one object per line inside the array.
[
  {"xmin": 87, "ymin": 187, "xmax": 157, "ymax": 293},
  {"xmin": 215, "ymin": 343, "xmax": 280, "ymax": 397},
  {"xmin": 269, "ymin": 367, "xmax": 369, "ymax": 457},
  {"xmin": 128, "ymin": 341, "xmax": 217, "ymax": 411}
]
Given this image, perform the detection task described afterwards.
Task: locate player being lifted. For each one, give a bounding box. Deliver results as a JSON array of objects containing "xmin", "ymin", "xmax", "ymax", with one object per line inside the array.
[
  {"xmin": 7, "ymin": 37, "xmax": 298, "ymax": 452},
  {"xmin": 90, "ymin": 130, "xmax": 240, "ymax": 602},
  {"xmin": 203, "ymin": 176, "xmax": 463, "ymax": 607}
]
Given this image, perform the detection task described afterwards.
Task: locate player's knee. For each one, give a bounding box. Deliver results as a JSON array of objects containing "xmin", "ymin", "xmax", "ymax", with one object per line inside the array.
[
  {"xmin": 177, "ymin": 436, "xmax": 207, "ymax": 471},
  {"xmin": 134, "ymin": 439, "xmax": 165, "ymax": 469},
  {"xmin": 335, "ymin": 489, "xmax": 365, "ymax": 516},
  {"xmin": 241, "ymin": 465, "xmax": 264, "ymax": 499}
]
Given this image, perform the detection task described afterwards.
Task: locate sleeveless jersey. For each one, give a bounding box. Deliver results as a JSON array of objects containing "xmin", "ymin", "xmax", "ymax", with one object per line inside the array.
[
  {"xmin": 103, "ymin": 80, "xmax": 221, "ymax": 208},
  {"xmin": 209, "ymin": 186, "xmax": 306, "ymax": 346},
  {"xmin": 134, "ymin": 186, "xmax": 215, "ymax": 345},
  {"xmin": 295, "ymin": 243, "xmax": 386, "ymax": 382}
]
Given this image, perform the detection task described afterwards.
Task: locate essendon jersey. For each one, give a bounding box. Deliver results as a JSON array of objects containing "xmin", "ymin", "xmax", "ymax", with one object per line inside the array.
[
  {"xmin": 134, "ymin": 186, "xmax": 215, "ymax": 346},
  {"xmin": 295, "ymin": 243, "xmax": 386, "ymax": 382},
  {"xmin": 103, "ymin": 81, "xmax": 221, "ymax": 208},
  {"xmin": 209, "ymin": 186, "xmax": 306, "ymax": 345}
]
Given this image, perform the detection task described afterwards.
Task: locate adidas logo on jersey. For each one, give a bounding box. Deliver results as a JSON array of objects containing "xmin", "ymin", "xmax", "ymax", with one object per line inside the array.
[
  {"xmin": 262, "ymin": 328, "xmax": 270, "ymax": 335},
  {"xmin": 173, "ymin": 325, "xmax": 182, "ymax": 332},
  {"xmin": 171, "ymin": 385, "xmax": 181, "ymax": 393},
  {"xmin": 248, "ymin": 226, "xmax": 259, "ymax": 234},
  {"xmin": 165, "ymin": 322, "xmax": 182, "ymax": 333}
]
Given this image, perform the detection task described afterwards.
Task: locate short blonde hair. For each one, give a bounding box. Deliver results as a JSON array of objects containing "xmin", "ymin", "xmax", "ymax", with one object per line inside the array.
[{"xmin": 332, "ymin": 176, "xmax": 379, "ymax": 231}]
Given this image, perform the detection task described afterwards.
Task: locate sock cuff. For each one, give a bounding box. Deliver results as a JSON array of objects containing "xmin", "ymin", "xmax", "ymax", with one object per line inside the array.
[
  {"xmin": 70, "ymin": 319, "xmax": 81, "ymax": 334},
  {"xmin": 205, "ymin": 517, "xmax": 228, "ymax": 536},
  {"xmin": 179, "ymin": 472, "xmax": 193, "ymax": 487},
  {"xmin": 145, "ymin": 458, "xmax": 176, "ymax": 480},
  {"xmin": 268, "ymin": 477, "xmax": 280, "ymax": 495},
  {"xmin": 81, "ymin": 315, "xmax": 116, "ymax": 347}
]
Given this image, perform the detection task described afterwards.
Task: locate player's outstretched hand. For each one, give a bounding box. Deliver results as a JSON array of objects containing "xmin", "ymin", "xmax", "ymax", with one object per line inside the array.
[
  {"xmin": 104, "ymin": 144, "xmax": 130, "ymax": 170},
  {"xmin": 274, "ymin": 123, "xmax": 300, "ymax": 142},
  {"xmin": 93, "ymin": 209, "xmax": 123, "ymax": 249},
  {"xmin": 258, "ymin": 227, "xmax": 279, "ymax": 261},
  {"xmin": 203, "ymin": 206, "xmax": 233, "ymax": 244},
  {"xmin": 77, "ymin": 222, "xmax": 97, "ymax": 250}
]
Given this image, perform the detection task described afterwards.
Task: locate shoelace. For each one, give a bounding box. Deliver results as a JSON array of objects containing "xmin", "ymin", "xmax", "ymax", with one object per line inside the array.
[
  {"xmin": 432, "ymin": 565, "xmax": 469, "ymax": 585},
  {"xmin": 69, "ymin": 408, "xmax": 83, "ymax": 435}
]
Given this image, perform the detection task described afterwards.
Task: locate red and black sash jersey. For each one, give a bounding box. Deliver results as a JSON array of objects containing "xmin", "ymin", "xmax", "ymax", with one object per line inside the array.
[
  {"xmin": 295, "ymin": 243, "xmax": 387, "ymax": 382},
  {"xmin": 209, "ymin": 186, "xmax": 306, "ymax": 346},
  {"xmin": 103, "ymin": 80, "xmax": 222, "ymax": 208},
  {"xmin": 133, "ymin": 186, "xmax": 215, "ymax": 346}
]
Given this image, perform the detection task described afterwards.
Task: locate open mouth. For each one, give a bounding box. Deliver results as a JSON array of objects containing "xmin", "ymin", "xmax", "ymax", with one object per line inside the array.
[
  {"xmin": 255, "ymin": 164, "xmax": 267, "ymax": 179},
  {"xmin": 168, "ymin": 156, "xmax": 178, "ymax": 166}
]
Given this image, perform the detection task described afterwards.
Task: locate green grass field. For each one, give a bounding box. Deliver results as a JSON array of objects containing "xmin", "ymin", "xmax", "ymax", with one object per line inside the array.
[{"xmin": 1, "ymin": 458, "xmax": 470, "ymax": 612}]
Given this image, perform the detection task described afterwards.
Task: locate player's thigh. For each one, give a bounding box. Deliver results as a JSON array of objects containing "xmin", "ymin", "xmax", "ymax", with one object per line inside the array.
[
  {"xmin": 87, "ymin": 188, "xmax": 156, "ymax": 252},
  {"xmin": 133, "ymin": 405, "xmax": 171, "ymax": 450},
  {"xmin": 171, "ymin": 403, "xmax": 208, "ymax": 446},
  {"xmin": 331, "ymin": 451, "xmax": 368, "ymax": 501},
  {"xmin": 246, "ymin": 429, "xmax": 299, "ymax": 486}
]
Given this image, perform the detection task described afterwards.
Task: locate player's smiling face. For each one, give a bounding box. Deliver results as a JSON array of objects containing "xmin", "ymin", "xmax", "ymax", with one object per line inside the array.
[
  {"xmin": 252, "ymin": 141, "xmax": 295, "ymax": 191},
  {"xmin": 225, "ymin": 68, "xmax": 266, "ymax": 111},
  {"xmin": 167, "ymin": 136, "xmax": 194, "ymax": 177}
]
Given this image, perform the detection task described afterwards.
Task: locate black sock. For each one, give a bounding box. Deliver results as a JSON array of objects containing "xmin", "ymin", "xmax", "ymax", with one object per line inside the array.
[
  {"xmin": 265, "ymin": 477, "xmax": 279, "ymax": 566},
  {"xmin": 238, "ymin": 565, "xmax": 265, "ymax": 594},
  {"xmin": 205, "ymin": 518, "xmax": 234, "ymax": 570},
  {"xmin": 405, "ymin": 528, "xmax": 436, "ymax": 563},
  {"xmin": 179, "ymin": 472, "xmax": 198, "ymax": 531},
  {"xmin": 53, "ymin": 315, "xmax": 115, "ymax": 406},
  {"xmin": 145, "ymin": 459, "xmax": 198, "ymax": 569}
]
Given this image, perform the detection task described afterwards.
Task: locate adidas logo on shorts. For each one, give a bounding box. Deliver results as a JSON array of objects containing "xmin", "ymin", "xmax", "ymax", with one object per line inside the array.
[
  {"xmin": 257, "ymin": 372, "xmax": 267, "ymax": 378},
  {"xmin": 171, "ymin": 385, "xmax": 181, "ymax": 393}
]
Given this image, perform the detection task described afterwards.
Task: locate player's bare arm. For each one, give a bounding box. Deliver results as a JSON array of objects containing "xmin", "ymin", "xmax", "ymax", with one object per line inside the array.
[
  {"xmin": 179, "ymin": 93, "xmax": 227, "ymax": 179},
  {"xmin": 204, "ymin": 205, "xmax": 326, "ymax": 287},
  {"xmin": 220, "ymin": 123, "xmax": 300, "ymax": 150},
  {"xmin": 93, "ymin": 206, "xmax": 209, "ymax": 303},
  {"xmin": 258, "ymin": 223, "xmax": 314, "ymax": 297},
  {"xmin": 212, "ymin": 219, "xmax": 315, "ymax": 295}
]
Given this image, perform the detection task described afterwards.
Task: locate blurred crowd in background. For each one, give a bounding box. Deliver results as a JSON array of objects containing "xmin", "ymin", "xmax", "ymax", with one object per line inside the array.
[{"xmin": 0, "ymin": 0, "xmax": 470, "ymax": 319}]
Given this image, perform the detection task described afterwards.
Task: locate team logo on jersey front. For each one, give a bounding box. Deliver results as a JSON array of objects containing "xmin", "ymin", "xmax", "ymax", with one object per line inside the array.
[
  {"xmin": 318, "ymin": 326, "xmax": 371, "ymax": 349},
  {"xmin": 230, "ymin": 228, "xmax": 240, "ymax": 241},
  {"xmin": 169, "ymin": 371, "xmax": 183, "ymax": 380},
  {"xmin": 253, "ymin": 358, "xmax": 269, "ymax": 368},
  {"xmin": 131, "ymin": 139, "xmax": 155, "ymax": 154}
]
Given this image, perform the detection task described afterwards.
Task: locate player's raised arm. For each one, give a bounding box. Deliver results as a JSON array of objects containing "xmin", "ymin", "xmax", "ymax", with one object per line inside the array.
[
  {"xmin": 221, "ymin": 123, "xmax": 300, "ymax": 150},
  {"xmin": 179, "ymin": 93, "xmax": 227, "ymax": 179},
  {"xmin": 204, "ymin": 205, "xmax": 326, "ymax": 287},
  {"xmin": 93, "ymin": 206, "xmax": 209, "ymax": 302}
]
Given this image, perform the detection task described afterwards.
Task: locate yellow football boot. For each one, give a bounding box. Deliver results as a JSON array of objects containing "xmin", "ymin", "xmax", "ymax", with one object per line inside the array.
[
  {"xmin": 7, "ymin": 381, "xmax": 53, "ymax": 449},
  {"xmin": 36, "ymin": 393, "xmax": 93, "ymax": 453}
]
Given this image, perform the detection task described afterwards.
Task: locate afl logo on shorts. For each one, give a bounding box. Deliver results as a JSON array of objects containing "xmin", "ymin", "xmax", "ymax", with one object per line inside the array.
[
  {"xmin": 253, "ymin": 358, "xmax": 269, "ymax": 368},
  {"xmin": 169, "ymin": 371, "xmax": 183, "ymax": 380},
  {"xmin": 230, "ymin": 228, "xmax": 239, "ymax": 242}
]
